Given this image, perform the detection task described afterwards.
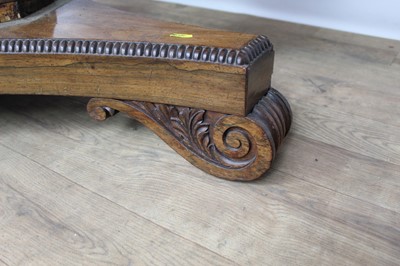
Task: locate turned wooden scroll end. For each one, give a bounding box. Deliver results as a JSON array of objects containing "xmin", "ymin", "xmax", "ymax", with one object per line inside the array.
[{"xmin": 87, "ymin": 88, "xmax": 292, "ymax": 181}]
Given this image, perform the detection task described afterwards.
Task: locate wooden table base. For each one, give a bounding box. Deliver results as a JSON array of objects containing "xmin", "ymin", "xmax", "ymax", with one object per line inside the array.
[
  {"xmin": 87, "ymin": 88, "xmax": 291, "ymax": 181},
  {"xmin": 0, "ymin": 0, "xmax": 292, "ymax": 181}
]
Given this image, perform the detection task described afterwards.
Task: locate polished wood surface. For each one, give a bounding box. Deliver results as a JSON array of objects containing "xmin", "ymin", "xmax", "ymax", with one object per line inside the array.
[
  {"xmin": 0, "ymin": 52, "xmax": 248, "ymax": 114},
  {"xmin": 0, "ymin": 0, "xmax": 273, "ymax": 116},
  {"xmin": 0, "ymin": 0, "xmax": 256, "ymax": 48},
  {"xmin": 0, "ymin": 0, "xmax": 289, "ymax": 180},
  {"xmin": 1, "ymin": 0, "xmax": 400, "ymax": 264},
  {"xmin": 87, "ymin": 88, "xmax": 291, "ymax": 181}
]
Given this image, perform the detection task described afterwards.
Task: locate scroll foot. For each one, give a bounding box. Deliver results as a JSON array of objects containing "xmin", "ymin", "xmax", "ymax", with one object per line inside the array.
[{"xmin": 87, "ymin": 88, "xmax": 292, "ymax": 181}]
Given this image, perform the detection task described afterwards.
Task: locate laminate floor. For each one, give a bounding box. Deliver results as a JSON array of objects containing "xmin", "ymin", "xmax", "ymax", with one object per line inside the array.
[{"xmin": 1, "ymin": 0, "xmax": 399, "ymax": 265}]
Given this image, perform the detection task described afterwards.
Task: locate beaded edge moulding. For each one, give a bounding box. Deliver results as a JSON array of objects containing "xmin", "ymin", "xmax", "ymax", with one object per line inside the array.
[{"xmin": 0, "ymin": 35, "xmax": 272, "ymax": 66}]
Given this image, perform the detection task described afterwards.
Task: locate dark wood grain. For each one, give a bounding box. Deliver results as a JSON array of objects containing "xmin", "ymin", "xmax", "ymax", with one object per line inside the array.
[
  {"xmin": 0, "ymin": 35, "xmax": 273, "ymax": 115},
  {"xmin": 87, "ymin": 88, "xmax": 292, "ymax": 181},
  {"xmin": 0, "ymin": 0, "xmax": 256, "ymax": 49},
  {"xmin": 0, "ymin": 0, "xmax": 55, "ymax": 22},
  {"xmin": 0, "ymin": 0, "xmax": 292, "ymax": 180},
  {"xmin": 0, "ymin": 0, "xmax": 276, "ymax": 116},
  {"xmin": 0, "ymin": 1, "xmax": 18, "ymax": 22}
]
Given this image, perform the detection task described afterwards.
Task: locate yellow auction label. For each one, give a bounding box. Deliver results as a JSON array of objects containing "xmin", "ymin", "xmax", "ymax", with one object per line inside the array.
[{"xmin": 169, "ymin": 33, "xmax": 193, "ymax": 38}]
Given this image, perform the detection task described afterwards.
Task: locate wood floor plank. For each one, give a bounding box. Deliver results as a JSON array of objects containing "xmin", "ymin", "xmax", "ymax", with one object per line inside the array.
[
  {"xmin": 1, "ymin": 95, "xmax": 399, "ymax": 265},
  {"xmin": 392, "ymin": 52, "xmax": 400, "ymax": 66},
  {"xmin": 0, "ymin": 145, "xmax": 233, "ymax": 266},
  {"xmin": 274, "ymin": 135, "xmax": 400, "ymax": 213},
  {"xmin": 274, "ymin": 34, "xmax": 398, "ymax": 66},
  {"xmin": 274, "ymin": 50, "xmax": 400, "ymax": 97},
  {"xmin": 313, "ymin": 28, "xmax": 400, "ymax": 53},
  {"xmin": 289, "ymin": 103, "xmax": 400, "ymax": 166},
  {"xmin": 273, "ymin": 69, "xmax": 400, "ymax": 127}
]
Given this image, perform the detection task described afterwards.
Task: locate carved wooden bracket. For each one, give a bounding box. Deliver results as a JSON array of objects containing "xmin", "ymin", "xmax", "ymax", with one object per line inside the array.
[{"xmin": 87, "ymin": 88, "xmax": 292, "ymax": 181}]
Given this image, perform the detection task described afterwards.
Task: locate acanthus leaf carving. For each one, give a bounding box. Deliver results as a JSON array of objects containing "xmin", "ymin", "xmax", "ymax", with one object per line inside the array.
[{"xmin": 87, "ymin": 88, "xmax": 292, "ymax": 181}]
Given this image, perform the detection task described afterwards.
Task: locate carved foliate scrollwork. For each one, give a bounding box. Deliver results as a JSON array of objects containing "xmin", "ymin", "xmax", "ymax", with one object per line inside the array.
[
  {"xmin": 87, "ymin": 88, "xmax": 291, "ymax": 181},
  {"xmin": 125, "ymin": 102, "xmax": 257, "ymax": 169}
]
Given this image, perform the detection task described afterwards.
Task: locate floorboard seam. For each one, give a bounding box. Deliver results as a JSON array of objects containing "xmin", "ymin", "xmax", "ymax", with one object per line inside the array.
[
  {"xmin": 267, "ymin": 168, "xmax": 400, "ymax": 249},
  {"xmin": 290, "ymin": 132, "xmax": 400, "ymax": 168},
  {"xmin": 272, "ymin": 165, "xmax": 400, "ymax": 215},
  {"xmin": 0, "ymin": 258, "xmax": 10, "ymax": 266},
  {"xmin": 390, "ymin": 51, "xmax": 399, "ymax": 65},
  {"xmin": 0, "ymin": 142, "xmax": 238, "ymax": 265}
]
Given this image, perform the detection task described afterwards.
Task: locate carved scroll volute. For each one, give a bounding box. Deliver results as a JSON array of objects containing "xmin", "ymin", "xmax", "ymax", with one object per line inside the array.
[
  {"xmin": 210, "ymin": 115, "xmax": 273, "ymax": 180},
  {"xmin": 87, "ymin": 88, "xmax": 291, "ymax": 181}
]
